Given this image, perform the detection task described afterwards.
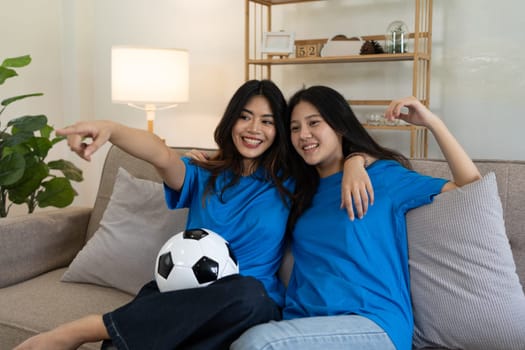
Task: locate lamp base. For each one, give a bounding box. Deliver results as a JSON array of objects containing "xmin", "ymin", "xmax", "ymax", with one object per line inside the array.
[
  {"xmin": 127, "ymin": 103, "xmax": 178, "ymax": 133},
  {"xmin": 147, "ymin": 119, "xmax": 154, "ymax": 133}
]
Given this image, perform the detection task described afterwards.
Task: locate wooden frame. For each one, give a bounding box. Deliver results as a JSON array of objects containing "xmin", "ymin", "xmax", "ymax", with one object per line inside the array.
[{"xmin": 261, "ymin": 31, "xmax": 295, "ymax": 56}]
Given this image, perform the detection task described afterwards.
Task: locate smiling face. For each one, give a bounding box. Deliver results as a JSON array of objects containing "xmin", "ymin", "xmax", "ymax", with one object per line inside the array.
[
  {"xmin": 232, "ymin": 95, "xmax": 276, "ymax": 173},
  {"xmin": 290, "ymin": 100, "xmax": 343, "ymax": 178}
]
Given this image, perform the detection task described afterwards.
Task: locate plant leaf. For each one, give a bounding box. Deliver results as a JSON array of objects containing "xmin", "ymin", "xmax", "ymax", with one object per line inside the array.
[
  {"xmin": 1, "ymin": 131, "xmax": 33, "ymax": 147},
  {"xmin": 0, "ymin": 54, "xmax": 83, "ymax": 216},
  {"xmin": 2, "ymin": 55, "xmax": 31, "ymax": 68},
  {"xmin": 8, "ymin": 115, "xmax": 48, "ymax": 132},
  {"xmin": 0, "ymin": 66, "xmax": 17, "ymax": 85},
  {"xmin": 1, "ymin": 93, "xmax": 43, "ymax": 107},
  {"xmin": 51, "ymin": 135, "xmax": 66, "ymax": 145},
  {"xmin": 48, "ymin": 159, "xmax": 84, "ymax": 181},
  {"xmin": 28, "ymin": 136, "xmax": 53, "ymax": 159},
  {"xmin": 7, "ymin": 161, "xmax": 48, "ymax": 203},
  {"xmin": 1, "ymin": 143, "xmax": 31, "ymax": 159},
  {"xmin": 0, "ymin": 153, "xmax": 25, "ymax": 186},
  {"xmin": 40, "ymin": 124, "xmax": 53, "ymax": 139},
  {"xmin": 36, "ymin": 177, "xmax": 76, "ymax": 208}
]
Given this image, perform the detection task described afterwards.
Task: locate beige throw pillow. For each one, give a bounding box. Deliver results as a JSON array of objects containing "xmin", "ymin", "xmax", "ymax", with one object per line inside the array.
[{"xmin": 62, "ymin": 167, "xmax": 188, "ymax": 295}]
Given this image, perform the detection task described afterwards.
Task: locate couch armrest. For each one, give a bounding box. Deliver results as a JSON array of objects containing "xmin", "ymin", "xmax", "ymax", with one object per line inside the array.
[{"xmin": 0, "ymin": 207, "xmax": 92, "ymax": 288}]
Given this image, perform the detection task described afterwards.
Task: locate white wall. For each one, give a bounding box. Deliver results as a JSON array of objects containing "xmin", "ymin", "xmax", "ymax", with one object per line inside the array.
[
  {"xmin": 269, "ymin": 0, "xmax": 525, "ymax": 160},
  {"xmin": 0, "ymin": 0, "xmax": 65, "ymax": 215},
  {"xmin": 1, "ymin": 0, "xmax": 524, "ymax": 210},
  {"xmin": 83, "ymin": 0, "xmax": 246, "ymax": 206},
  {"xmin": 432, "ymin": 0, "xmax": 525, "ymax": 160}
]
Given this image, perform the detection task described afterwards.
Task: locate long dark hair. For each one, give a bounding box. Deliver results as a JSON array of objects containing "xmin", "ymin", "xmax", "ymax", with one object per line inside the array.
[
  {"xmin": 286, "ymin": 85, "xmax": 411, "ymax": 231},
  {"xmin": 193, "ymin": 79, "xmax": 293, "ymax": 205}
]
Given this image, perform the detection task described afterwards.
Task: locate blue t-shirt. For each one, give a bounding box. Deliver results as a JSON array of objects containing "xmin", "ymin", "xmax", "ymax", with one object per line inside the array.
[
  {"xmin": 164, "ymin": 157, "xmax": 294, "ymax": 306},
  {"xmin": 284, "ymin": 160, "xmax": 447, "ymax": 350}
]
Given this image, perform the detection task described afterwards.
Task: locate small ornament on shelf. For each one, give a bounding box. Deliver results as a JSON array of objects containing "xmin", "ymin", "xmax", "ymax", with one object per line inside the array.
[
  {"xmin": 366, "ymin": 113, "xmax": 401, "ymax": 126},
  {"xmin": 359, "ymin": 40, "xmax": 385, "ymax": 55},
  {"xmin": 261, "ymin": 31, "xmax": 295, "ymax": 59},
  {"xmin": 386, "ymin": 20, "xmax": 409, "ymax": 53}
]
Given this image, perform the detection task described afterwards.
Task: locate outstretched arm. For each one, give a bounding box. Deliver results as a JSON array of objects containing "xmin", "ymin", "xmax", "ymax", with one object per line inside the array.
[
  {"xmin": 56, "ymin": 121, "xmax": 185, "ymax": 191},
  {"xmin": 384, "ymin": 97, "xmax": 481, "ymax": 191}
]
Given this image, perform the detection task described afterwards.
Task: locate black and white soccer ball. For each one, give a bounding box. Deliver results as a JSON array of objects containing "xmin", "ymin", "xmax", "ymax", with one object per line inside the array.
[{"xmin": 155, "ymin": 228, "xmax": 239, "ymax": 292}]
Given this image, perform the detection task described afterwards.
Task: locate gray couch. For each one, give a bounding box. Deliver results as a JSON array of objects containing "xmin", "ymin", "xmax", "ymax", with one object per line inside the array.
[{"xmin": 1, "ymin": 145, "xmax": 524, "ymax": 350}]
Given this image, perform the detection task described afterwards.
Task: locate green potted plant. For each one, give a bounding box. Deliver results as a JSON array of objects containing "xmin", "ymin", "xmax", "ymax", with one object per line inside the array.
[{"xmin": 0, "ymin": 55, "xmax": 83, "ymax": 217}]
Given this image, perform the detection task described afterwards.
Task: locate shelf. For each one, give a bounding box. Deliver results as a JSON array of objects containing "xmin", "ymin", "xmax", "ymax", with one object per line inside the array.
[
  {"xmin": 349, "ymin": 99, "xmax": 429, "ymax": 106},
  {"xmin": 359, "ymin": 32, "xmax": 430, "ymax": 41},
  {"xmin": 363, "ymin": 124, "xmax": 423, "ymax": 131},
  {"xmin": 363, "ymin": 124, "xmax": 428, "ymax": 158},
  {"xmin": 350, "ymin": 100, "xmax": 392, "ymax": 106},
  {"xmin": 245, "ymin": 0, "xmax": 433, "ymax": 158},
  {"xmin": 250, "ymin": 0, "xmax": 322, "ymax": 5},
  {"xmin": 248, "ymin": 52, "xmax": 429, "ymax": 65}
]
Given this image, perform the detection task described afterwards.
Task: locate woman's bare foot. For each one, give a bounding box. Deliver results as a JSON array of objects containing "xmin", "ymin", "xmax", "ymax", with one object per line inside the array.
[
  {"xmin": 13, "ymin": 328, "xmax": 82, "ymax": 350},
  {"xmin": 13, "ymin": 314, "xmax": 109, "ymax": 350}
]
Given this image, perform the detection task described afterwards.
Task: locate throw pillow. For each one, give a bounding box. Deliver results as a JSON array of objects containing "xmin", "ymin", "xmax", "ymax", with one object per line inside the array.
[
  {"xmin": 62, "ymin": 167, "xmax": 188, "ymax": 295},
  {"xmin": 407, "ymin": 172, "xmax": 525, "ymax": 350}
]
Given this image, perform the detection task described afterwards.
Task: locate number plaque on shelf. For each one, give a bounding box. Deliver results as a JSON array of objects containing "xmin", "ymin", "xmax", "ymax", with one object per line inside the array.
[{"xmin": 295, "ymin": 39, "xmax": 328, "ymax": 58}]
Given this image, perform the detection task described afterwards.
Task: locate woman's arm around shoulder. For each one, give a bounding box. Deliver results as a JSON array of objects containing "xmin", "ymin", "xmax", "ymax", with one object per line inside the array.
[
  {"xmin": 341, "ymin": 154, "xmax": 377, "ymax": 220},
  {"xmin": 384, "ymin": 97, "xmax": 481, "ymax": 192}
]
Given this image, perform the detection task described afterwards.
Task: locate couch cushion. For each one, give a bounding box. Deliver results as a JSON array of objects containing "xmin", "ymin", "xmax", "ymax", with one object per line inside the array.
[
  {"xmin": 407, "ymin": 173, "xmax": 525, "ymax": 350},
  {"xmin": 0, "ymin": 207, "xmax": 90, "ymax": 288},
  {"xmin": 411, "ymin": 158, "xmax": 525, "ymax": 289},
  {"xmin": 62, "ymin": 167, "xmax": 188, "ymax": 295},
  {"xmin": 0, "ymin": 268, "xmax": 132, "ymax": 350}
]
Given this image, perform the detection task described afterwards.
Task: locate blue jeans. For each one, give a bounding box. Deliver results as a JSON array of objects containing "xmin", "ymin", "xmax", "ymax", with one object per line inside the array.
[{"xmin": 231, "ymin": 315, "xmax": 396, "ymax": 350}]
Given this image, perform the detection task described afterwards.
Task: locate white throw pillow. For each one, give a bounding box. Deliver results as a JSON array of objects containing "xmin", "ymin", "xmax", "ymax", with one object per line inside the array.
[
  {"xmin": 407, "ymin": 173, "xmax": 525, "ymax": 350},
  {"xmin": 62, "ymin": 167, "xmax": 188, "ymax": 295}
]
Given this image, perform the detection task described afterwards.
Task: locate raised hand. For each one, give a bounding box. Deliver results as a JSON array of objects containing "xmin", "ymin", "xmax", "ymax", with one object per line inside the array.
[
  {"xmin": 385, "ymin": 96, "xmax": 481, "ymax": 190},
  {"xmin": 384, "ymin": 96, "xmax": 437, "ymax": 128}
]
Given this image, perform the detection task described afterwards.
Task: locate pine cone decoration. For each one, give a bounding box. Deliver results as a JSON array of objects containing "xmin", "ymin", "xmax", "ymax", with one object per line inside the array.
[
  {"xmin": 372, "ymin": 40, "xmax": 384, "ymax": 54},
  {"xmin": 360, "ymin": 40, "xmax": 375, "ymax": 55},
  {"xmin": 360, "ymin": 40, "xmax": 385, "ymax": 55}
]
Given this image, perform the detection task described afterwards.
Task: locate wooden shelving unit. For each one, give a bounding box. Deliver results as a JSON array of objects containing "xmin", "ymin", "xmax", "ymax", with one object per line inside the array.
[{"xmin": 245, "ymin": 0, "xmax": 433, "ymax": 158}]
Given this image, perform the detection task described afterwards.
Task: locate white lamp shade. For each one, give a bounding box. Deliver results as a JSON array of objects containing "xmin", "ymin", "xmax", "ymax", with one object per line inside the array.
[{"xmin": 111, "ymin": 46, "xmax": 189, "ymax": 105}]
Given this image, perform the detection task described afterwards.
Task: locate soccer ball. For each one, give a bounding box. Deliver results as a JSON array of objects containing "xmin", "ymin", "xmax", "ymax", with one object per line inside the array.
[{"xmin": 155, "ymin": 228, "xmax": 239, "ymax": 292}]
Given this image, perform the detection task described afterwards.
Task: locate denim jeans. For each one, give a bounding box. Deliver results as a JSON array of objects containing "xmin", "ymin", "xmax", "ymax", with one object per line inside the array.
[
  {"xmin": 101, "ymin": 275, "xmax": 281, "ymax": 350},
  {"xmin": 231, "ymin": 315, "xmax": 396, "ymax": 350}
]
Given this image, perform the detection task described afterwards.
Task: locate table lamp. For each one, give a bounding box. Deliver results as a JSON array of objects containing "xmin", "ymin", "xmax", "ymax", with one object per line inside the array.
[{"xmin": 111, "ymin": 46, "xmax": 189, "ymax": 133}]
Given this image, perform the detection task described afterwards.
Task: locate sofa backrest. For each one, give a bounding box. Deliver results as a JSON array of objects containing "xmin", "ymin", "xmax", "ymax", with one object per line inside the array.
[
  {"xmin": 86, "ymin": 146, "xmax": 525, "ymax": 290},
  {"xmin": 85, "ymin": 145, "xmax": 213, "ymax": 240}
]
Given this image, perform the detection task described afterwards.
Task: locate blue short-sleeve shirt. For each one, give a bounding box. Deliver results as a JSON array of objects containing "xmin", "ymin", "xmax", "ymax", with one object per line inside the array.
[
  {"xmin": 284, "ymin": 160, "xmax": 447, "ymax": 350},
  {"xmin": 164, "ymin": 157, "xmax": 294, "ymax": 306}
]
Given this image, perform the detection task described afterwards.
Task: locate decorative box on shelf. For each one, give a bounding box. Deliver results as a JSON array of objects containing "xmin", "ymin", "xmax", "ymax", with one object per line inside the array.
[{"xmin": 321, "ymin": 35, "xmax": 363, "ymax": 57}]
